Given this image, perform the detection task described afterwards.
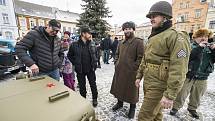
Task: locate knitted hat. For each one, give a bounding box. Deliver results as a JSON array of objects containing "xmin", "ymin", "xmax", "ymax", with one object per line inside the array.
[{"xmin": 64, "ymin": 31, "xmax": 71, "ymax": 37}]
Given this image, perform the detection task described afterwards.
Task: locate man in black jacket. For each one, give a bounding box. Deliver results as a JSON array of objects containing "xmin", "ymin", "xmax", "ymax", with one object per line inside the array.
[
  {"xmin": 67, "ymin": 27, "xmax": 98, "ymax": 107},
  {"xmin": 100, "ymin": 35, "xmax": 112, "ymax": 64},
  {"xmin": 111, "ymin": 37, "xmax": 119, "ymax": 60},
  {"xmin": 15, "ymin": 19, "xmax": 64, "ymax": 81}
]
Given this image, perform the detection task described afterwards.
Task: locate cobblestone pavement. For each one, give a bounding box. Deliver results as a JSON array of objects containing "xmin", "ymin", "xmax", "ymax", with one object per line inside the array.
[{"xmin": 84, "ymin": 62, "xmax": 215, "ymax": 121}]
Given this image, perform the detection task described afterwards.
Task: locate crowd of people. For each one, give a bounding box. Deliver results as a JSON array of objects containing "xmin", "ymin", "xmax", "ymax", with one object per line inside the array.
[{"xmin": 14, "ymin": 1, "xmax": 215, "ymax": 121}]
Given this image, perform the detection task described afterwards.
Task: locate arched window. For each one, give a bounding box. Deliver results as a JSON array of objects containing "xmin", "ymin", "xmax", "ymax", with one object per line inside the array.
[
  {"xmin": 5, "ymin": 31, "xmax": 13, "ymax": 39},
  {"xmin": 0, "ymin": 0, "xmax": 6, "ymax": 5}
]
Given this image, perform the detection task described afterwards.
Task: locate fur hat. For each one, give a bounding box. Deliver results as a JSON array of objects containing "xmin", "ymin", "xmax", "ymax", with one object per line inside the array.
[
  {"xmin": 122, "ymin": 21, "xmax": 136, "ymax": 31},
  {"xmin": 192, "ymin": 29, "xmax": 213, "ymax": 39}
]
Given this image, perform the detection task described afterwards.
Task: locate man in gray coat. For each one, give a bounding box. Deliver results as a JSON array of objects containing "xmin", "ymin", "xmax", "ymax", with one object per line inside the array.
[{"xmin": 15, "ymin": 19, "xmax": 64, "ymax": 81}]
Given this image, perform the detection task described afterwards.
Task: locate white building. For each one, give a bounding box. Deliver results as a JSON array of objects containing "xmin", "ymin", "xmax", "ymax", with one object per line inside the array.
[
  {"xmin": 0, "ymin": 0, "xmax": 18, "ymax": 39},
  {"xmin": 205, "ymin": 0, "xmax": 215, "ymax": 33},
  {"xmin": 135, "ymin": 22, "xmax": 152, "ymax": 42},
  {"xmin": 56, "ymin": 10, "xmax": 79, "ymax": 35}
]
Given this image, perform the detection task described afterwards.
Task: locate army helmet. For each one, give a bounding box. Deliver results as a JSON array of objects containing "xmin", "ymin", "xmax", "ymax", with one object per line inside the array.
[
  {"xmin": 146, "ymin": 1, "xmax": 172, "ymax": 19},
  {"xmin": 122, "ymin": 21, "xmax": 136, "ymax": 31}
]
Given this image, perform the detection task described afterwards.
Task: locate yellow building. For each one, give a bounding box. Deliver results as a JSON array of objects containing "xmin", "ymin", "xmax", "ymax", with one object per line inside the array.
[{"xmin": 172, "ymin": 0, "xmax": 209, "ymax": 32}]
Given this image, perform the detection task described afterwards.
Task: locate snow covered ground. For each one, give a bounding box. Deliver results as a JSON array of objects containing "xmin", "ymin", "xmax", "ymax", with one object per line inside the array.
[
  {"xmin": 85, "ymin": 62, "xmax": 215, "ymax": 121},
  {"xmin": 1, "ymin": 62, "xmax": 214, "ymax": 121}
]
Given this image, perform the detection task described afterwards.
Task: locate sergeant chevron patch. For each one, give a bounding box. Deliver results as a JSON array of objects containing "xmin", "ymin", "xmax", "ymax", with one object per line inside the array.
[{"xmin": 177, "ymin": 49, "xmax": 187, "ymax": 58}]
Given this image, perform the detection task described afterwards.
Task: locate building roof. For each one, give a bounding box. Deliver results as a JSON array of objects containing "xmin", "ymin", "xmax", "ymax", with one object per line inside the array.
[
  {"xmin": 116, "ymin": 31, "xmax": 124, "ymax": 36},
  {"xmin": 56, "ymin": 10, "xmax": 79, "ymax": 23},
  {"xmin": 137, "ymin": 22, "xmax": 151, "ymax": 28},
  {"xmin": 14, "ymin": 0, "xmax": 79, "ymax": 23}
]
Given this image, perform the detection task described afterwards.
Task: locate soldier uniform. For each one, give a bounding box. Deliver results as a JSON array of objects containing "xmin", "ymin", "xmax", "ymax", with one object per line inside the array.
[{"xmin": 136, "ymin": 1, "xmax": 191, "ymax": 121}]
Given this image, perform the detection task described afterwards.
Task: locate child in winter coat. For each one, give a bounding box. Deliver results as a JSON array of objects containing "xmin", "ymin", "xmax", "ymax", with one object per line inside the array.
[
  {"xmin": 62, "ymin": 56, "xmax": 75, "ymax": 90},
  {"xmin": 61, "ymin": 31, "xmax": 76, "ymax": 90}
]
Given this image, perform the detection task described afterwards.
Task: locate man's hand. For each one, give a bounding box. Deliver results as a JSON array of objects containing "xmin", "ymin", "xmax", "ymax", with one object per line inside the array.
[
  {"xmin": 199, "ymin": 41, "xmax": 208, "ymax": 47},
  {"xmin": 160, "ymin": 96, "xmax": 173, "ymax": 109},
  {"xmin": 209, "ymin": 44, "xmax": 215, "ymax": 50},
  {"xmin": 135, "ymin": 79, "xmax": 141, "ymax": 88},
  {"xmin": 30, "ymin": 64, "xmax": 39, "ymax": 74}
]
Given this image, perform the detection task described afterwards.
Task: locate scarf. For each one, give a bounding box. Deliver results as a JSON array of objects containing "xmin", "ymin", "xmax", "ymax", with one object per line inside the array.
[{"xmin": 148, "ymin": 20, "xmax": 172, "ymax": 39}]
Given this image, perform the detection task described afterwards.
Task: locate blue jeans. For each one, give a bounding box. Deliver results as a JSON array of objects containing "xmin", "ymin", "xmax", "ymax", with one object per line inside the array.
[
  {"xmin": 103, "ymin": 49, "xmax": 110, "ymax": 64},
  {"xmin": 40, "ymin": 69, "xmax": 60, "ymax": 81}
]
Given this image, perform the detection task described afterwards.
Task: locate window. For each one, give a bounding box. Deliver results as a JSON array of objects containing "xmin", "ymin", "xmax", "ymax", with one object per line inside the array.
[
  {"xmin": 177, "ymin": 16, "xmax": 181, "ymax": 22},
  {"xmin": 185, "ymin": 12, "xmax": 189, "ymax": 20},
  {"xmin": 177, "ymin": 14, "xmax": 186, "ymax": 22},
  {"xmin": 195, "ymin": 9, "xmax": 201, "ymax": 18},
  {"xmin": 200, "ymin": 0, "xmax": 206, "ymax": 3},
  {"xmin": 63, "ymin": 26, "xmax": 66, "ymax": 32},
  {"xmin": 0, "ymin": 0, "xmax": 6, "ymax": 5},
  {"xmin": 73, "ymin": 28, "xmax": 77, "ymax": 33},
  {"xmin": 30, "ymin": 20, "xmax": 36, "ymax": 29},
  {"xmin": 209, "ymin": 2, "xmax": 215, "ymax": 8},
  {"xmin": 38, "ymin": 20, "xmax": 44, "ymax": 26},
  {"xmin": 68, "ymin": 27, "xmax": 71, "ymax": 32},
  {"xmin": 179, "ymin": 2, "xmax": 184, "ymax": 9},
  {"xmin": 185, "ymin": 2, "xmax": 190, "ymax": 8},
  {"xmin": 2, "ymin": 13, "xmax": 9, "ymax": 24},
  {"xmin": 19, "ymin": 18, "xmax": 26, "ymax": 27},
  {"xmin": 209, "ymin": 20, "xmax": 215, "ymax": 29},
  {"xmin": 5, "ymin": 31, "xmax": 13, "ymax": 39}
]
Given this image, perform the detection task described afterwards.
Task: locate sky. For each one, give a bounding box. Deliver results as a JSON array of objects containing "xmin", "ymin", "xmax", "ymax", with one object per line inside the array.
[{"xmin": 21, "ymin": 0, "xmax": 172, "ymax": 27}]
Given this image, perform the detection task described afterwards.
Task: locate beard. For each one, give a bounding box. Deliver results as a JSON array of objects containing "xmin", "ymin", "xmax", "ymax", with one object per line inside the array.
[
  {"xmin": 83, "ymin": 35, "xmax": 91, "ymax": 41},
  {"xmin": 86, "ymin": 36, "xmax": 91, "ymax": 41},
  {"xmin": 124, "ymin": 32, "xmax": 134, "ymax": 39}
]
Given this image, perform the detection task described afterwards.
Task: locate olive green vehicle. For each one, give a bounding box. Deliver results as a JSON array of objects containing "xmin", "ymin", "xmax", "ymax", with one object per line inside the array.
[{"xmin": 0, "ymin": 76, "xmax": 95, "ymax": 121}]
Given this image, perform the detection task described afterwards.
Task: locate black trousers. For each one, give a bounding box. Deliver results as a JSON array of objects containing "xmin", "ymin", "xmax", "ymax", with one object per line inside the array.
[{"xmin": 77, "ymin": 70, "xmax": 98, "ymax": 99}]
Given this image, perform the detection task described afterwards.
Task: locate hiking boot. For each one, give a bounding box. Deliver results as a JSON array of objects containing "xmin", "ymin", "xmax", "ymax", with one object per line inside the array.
[
  {"xmin": 97, "ymin": 65, "xmax": 101, "ymax": 68},
  {"xmin": 127, "ymin": 104, "xmax": 136, "ymax": 119},
  {"xmin": 188, "ymin": 109, "xmax": 199, "ymax": 119},
  {"xmin": 170, "ymin": 108, "xmax": 178, "ymax": 116},
  {"xmin": 92, "ymin": 99, "xmax": 98, "ymax": 107},
  {"xmin": 112, "ymin": 101, "xmax": 123, "ymax": 111}
]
